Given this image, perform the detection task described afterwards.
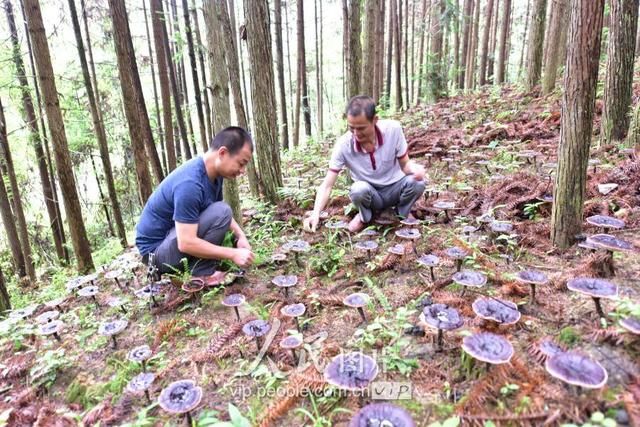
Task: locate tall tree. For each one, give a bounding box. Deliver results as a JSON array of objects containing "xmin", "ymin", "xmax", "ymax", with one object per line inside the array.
[
  {"xmin": 5, "ymin": 0, "xmax": 66, "ymax": 262},
  {"xmin": 459, "ymin": 0, "xmax": 473, "ymax": 88},
  {"xmin": 517, "ymin": 0, "xmax": 531, "ymax": 78},
  {"xmin": 464, "ymin": 0, "xmax": 481, "ymax": 89},
  {"xmin": 297, "ymin": 0, "xmax": 312, "ymax": 137},
  {"xmin": 478, "ymin": 0, "xmax": 495, "ymax": 85},
  {"xmin": 551, "ymin": 0, "xmax": 605, "ymax": 248},
  {"xmin": 348, "ymin": 0, "xmax": 363, "ymax": 98},
  {"xmin": 150, "ymin": 0, "xmax": 177, "ymax": 171},
  {"xmin": 601, "ymin": 0, "xmax": 639, "ymax": 144},
  {"xmin": 0, "ymin": 142, "xmax": 25, "ymax": 278},
  {"xmin": 191, "ymin": 7, "xmax": 212, "ymax": 143},
  {"xmin": 416, "ymin": 0, "xmax": 429, "ymax": 101},
  {"xmin": 409, "ymin": 0, "xmax": 416, "ymax": 102},
  {"xmin": 23, "ymin": 0, "xmax": 94, "ymax": 272},
  {"xmin": 0, "ymin": 269, "xmax": 10, "ymax": 313},
  {"xmin": 393, "ymin": 0, "xmax": 403, "ymax": 109},
  {"xmin": 244, "ymin": 0, "xmax": 283, "ymax": 203},
  {"xmin": 487, "ymin": 0, "xmax": 500, "ymax": 82},
  {"xmin": 495, "ymin": 0, "xmax": 511, "ymax": 83},
  {"xmin": 362, "ymin": 0, "xmax": 378, "ymax": 96},
  {"xmin": 275, "ymin": 0, "xmax": 290, "ymax": 149},
  {"xmin": 374, "ymin": 0, "xmax": 386, "ymax": 101},
  {"xmin": 541, "ymin": 0, "xmax": 568, "ymax": 94},
  {"xmin": 0, "ymin": 99, "xmax": 35, "ymax": 282},
  {"xmin": 182, "ymin": 0, "xmax": 207, "ymax": 153},
  {"xmin": 68, "ymin": 0, "xmax": 127, "ymax": 248},
  {"xmin": 315, "ymin": 0, "xmax": 324, "ymax": 136},
  {"xmin": 525, "ymin": 0, "xmax": 547, "ymax": 90},
  {"xmin": 403, "ymin": 0, "xmax": 409, "ymax": 105},
  {"xmin": 142, "ymin": 0, "xmax": 164, "ymax": 168},
  {"xmin": 385, "ymin": 0, "xmax": 394, "ymax": 105},
  {"xmin": 427, "ymin": 0, "xmax": 447, "ymax": 101},
  {"xmin": 108, "ymin": 0, "xmax": 156, "ymax": 202}
]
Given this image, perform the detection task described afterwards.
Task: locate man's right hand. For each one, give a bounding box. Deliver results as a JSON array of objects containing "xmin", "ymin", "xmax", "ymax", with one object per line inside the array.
[
  {"xmin": 231, "ymin": 248, "xmax": 255, "ymax": 267},
  {"xmin": 303, "ymin": 214, "xmax": 320, "ymax": 233}
]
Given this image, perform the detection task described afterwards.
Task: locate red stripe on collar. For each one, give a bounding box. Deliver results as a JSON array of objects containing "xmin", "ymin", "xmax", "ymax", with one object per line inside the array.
[{"xmin": 353, "ymin": 125, "xmax": 384, "ymax": 153}]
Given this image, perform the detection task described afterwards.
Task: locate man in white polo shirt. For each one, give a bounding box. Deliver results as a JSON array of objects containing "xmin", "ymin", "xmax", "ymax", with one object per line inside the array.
[{"xmin": 304, "ymin": 95, "xmax": 426, "ymax": 233}]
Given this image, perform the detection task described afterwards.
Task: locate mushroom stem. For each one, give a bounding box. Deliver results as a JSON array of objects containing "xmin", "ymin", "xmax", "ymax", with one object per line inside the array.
[
  {"xmin": 284, "ymin": 288, "xmax": 289, "ymax": 299},
  {"xmin": 111, "ymin": 336, "xmax": 117, "ymax": 349},
  {"xmin": 294, "ymin": 317, "xmax": 301, "ymax": 332},
  {"xmin": 291, "ymin": 349, "xmax": 298, "ymax": 364},
  {"xmin": 255, "ymin": 337, "xmax": 262, "ymax": 352},
  {"xmin": 455, "ymin": 259, "xmax": 462, "ymax": 272},
  {"xmin": 186, "ymin": 411, "xmax": 193, "ymax": 426},
  {"xmin": 119, "ymin": 305, "xmax": 127, "ymax": 315},
  {"xmin": 444, "ymin": 210, "xmax": 450, "ymax": 222},
  {"xmin": 150, "ymin": 295, "xmax": 158, "ymax": 307},
  {"xmin": 115, "ymin": 277, "xmax": 121, "ymax": 288},
  {"xmin": 429, "ymin": 266, "xmax": 435, "ymax": 281},
  {"xmin": 436, "ymin": 329, "xmax": 443, "ymax": 351},
  {"xmin": 295, "ymin": 252, "xmax": 301, "ymax": 268},
  {"xmin": 142, "ymin": 360, "xmax": 147, "ymax": 372},
  {"xmin": 460, "ymin": 287, "xmax": 466, "ymax": 297},
  {"xmin": 593, "ymin": 297, "xmax": 605, "ymax": 318},
  {"xmin": 144, "ymin": 390, "xmax": 151, "ymax": 404},
  {"xmin": 530, "ymin": 284, "xmax": 536, "ymax": 305},
  {"xmin": 357, "ymin": 307, "xmax": 367, "ymax": 323},
  {"xmin": 233, "ymin": 307, "xmax": 241, "ymax": 322},
  {"xmin": 53, "ymin": 332, "xmax": 61, "ymax": 342}
]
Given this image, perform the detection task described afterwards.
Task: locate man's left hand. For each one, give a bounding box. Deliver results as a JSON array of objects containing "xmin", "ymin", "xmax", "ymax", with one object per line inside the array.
[
  {"xmin": 236, "ymin": 235, "xmax": 252, "ymax": 251},
  {"xmin": 412, "ymin": 163, "xmax": 426, "ymax": 181}
]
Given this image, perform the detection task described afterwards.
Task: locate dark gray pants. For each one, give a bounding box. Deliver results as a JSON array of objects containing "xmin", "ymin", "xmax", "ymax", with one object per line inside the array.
[
  {"xmin": 349, "ymin": 175, "xmax": 426, "ymax": 223},
  {"xmin": 152, "ymin": 201, "xmax": 232, "ymax": 276}
]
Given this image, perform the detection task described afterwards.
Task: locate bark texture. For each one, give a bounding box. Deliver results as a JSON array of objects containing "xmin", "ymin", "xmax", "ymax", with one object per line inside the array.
[
  {"xmin": 478, "ymin": 0, "xmax": 495, "ymax": 85},
  {"xmin": 348, "ymin": 0, "xmax": 363, "ymax": 98},
  {"xmin": 525, "ymin": 0, "xmax": 547, "ymax": 90},
  {"xmin": 495, "ymin": 0, "xmax": 511, "ymax": 83}
]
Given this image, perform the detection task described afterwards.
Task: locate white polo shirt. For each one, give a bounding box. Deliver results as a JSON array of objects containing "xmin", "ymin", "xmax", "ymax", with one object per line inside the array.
[{"xmin": 328, "ymin": 119, "xmax": 408, "ymax": 187}]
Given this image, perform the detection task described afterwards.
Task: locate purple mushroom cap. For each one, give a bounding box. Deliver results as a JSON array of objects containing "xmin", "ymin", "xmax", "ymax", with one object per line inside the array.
[
  {"xmin": 586, "ymin": 234, "xmax": 634, "ymax": 252},
  {"xmin": 400, "ymin": 217, "xmax": 420, "ymax": 226},
  {"xmin": 417, "ymin": 254, "xmax": 440, "ymax": 267},
  {"xmin": 284, "ymin": 239, "xmax": 311, "ymax": 252},
  {"xmin": 489, "ymin": 221, "xmax": 514, "ymax": 234},
  {"xmin": 35, "ymin": 310, "xmax": 60, "ymax": 324},
  {"xmin": 127, "ymin": 372, "xmax": 155, "ymax": 393},
  {"xmin": 279, "ymin": 335, "xmax": 303, "ymax": 349},
  {"xmin": 182, "ymin": 279, "xmax": 204, "ymax": 293},
  {"xmin": 65, "ymin": 277, "xmax": 84, "ymax": 293},
  {"xmin": 128, "ymin": 345, "xmax": 152, "ymax": 363},
  {"xmin": 586, "ymin": 215, "xmax": 625, "ymax": 230},
  {"xmin": 620, "ymin": 316, "xmax": 640, "ymax": 334},
  {"xmin": 355, "ymin": 240, "xmax": 379, "ymax": 251},
  {"xmin": 271, "ymin": 253, "xmax": 287, "ymax": 262},
  {"xmin": 107, "ymin": 297, "xmax": 127, "ymax": 308},
  {"xmin": 349, "ymin": 403, "xmax": 415, "ymax": 427},
  {"xmin": 77, "ymin": 286, "xmax": 99, "ymax": 298},
  {"xmin": 324, "ymin": 352, "xmax": 379, "ymax": 391},
  {"xmin": 281, "ymin": 303, "xmax": 306, "ymax": 317},
  {"xmin": 387, "ymin": 244, "xmax": 406, "ymax": 255},
  {"xmin": 462, "ymin": 225, "xmax": 478, "ymax": 235},
  {"xmin": 44, "ymin": 297, "xmax": 66, "ymax": 309},
  {"xmin": 515, "ymin": 270, "xmax": 548, "ymax": 285},
  {"xmin": 158, "ymin": 379, "xmax": 203, "ymax": 414},
  {"xmin": 343, "ymin": 293, "xmax": 370, "ymax": 308},
  {"xmin": 419, "ymin": 304, "xmax": 463, "ymax": 331},
  {"xmin": 242, "ymin": 319, "xmax": 271, "ymax": 338},
  {"xmin": 395, "ymin": 228, "xmax": 421, "ymax": 240},
  {"xmin": 445, "ymin": 246, "xmax": 469, "ymax": 260},
  {"xmin": 39, "ymin": 320, "xmax": 64, "ymax": 336},
  {"xmin": 452, "ymin": 270, "xmax": 487, "ymax": 288},
  {"xmin": 222, "ymin": 294, "xmax": 246, "ymax": 307},
  {"xmin": 134, "ymin": 282, "xmax": 164, "ymax": 299},
  {"xmin": 272, "ymin": 275, "xmax": 298, "ymax": 288},
  {"xmin": 358, "ymin": 229, "xmax": 380, "ymax": 238},
  {"xmin": 326, "ymin": 220, "xmax": 349, "ymax": 229},
  {"xmin": 537, "ymin": 338, "xmax": 565, "ymax": 358},
  {"xmin": 545, "ymin": 351, "xmax": 608, "ymax": 389},
  {"xmin": 461, "ymin": 332, "xmax": 514, "ymax": 364},
  {"xmin": 104, "ymin": 269, "xmax": 123, "ymax": 280},
  {"xmin": 472, "ymin": 297, "xmax": 521, "ymax": 324},
  {"xmin": 433, "ymin": 201, "xmax": 456, "ymax": 210},
  {"xmin": 98, "ymin": 319, "xmax": 128, "ymax": 336},
  {"xmin": 566, "ymin": 277, "xmax": 618, "ymax": 299}
]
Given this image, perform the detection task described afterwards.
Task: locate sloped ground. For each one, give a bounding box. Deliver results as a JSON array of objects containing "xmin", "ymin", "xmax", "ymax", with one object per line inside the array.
[{"xmin": 0, "ymin": 85, "xmax": 639, "ymax": 427}]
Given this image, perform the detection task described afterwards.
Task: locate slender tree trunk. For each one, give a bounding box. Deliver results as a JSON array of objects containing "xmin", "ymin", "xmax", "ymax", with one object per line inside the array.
[
  {"xmin": 0, "ymin": 269, "xmax": 10, "ymax": 313},
  {"xmin": 275, "ymin": 0, "xmax": 290, "ymax": 149},
  {"xmin": 234, "ymin": 0, "xmax": 252, "ymax": 133},
  {"xmin": 385, "ymin": 0, "xmax": 394, "ymax": 106},
  {"xmin": 416, "ymin": 0, "xmax": 429, "ymax": 101},
  {"xmin": 601, "ymin": 0, "xmax": 639, "ymax": 144},
  {"xmin": 317, "ymin": 0, "xmax": 323, "ymax": 135},
  {"xmin": 551, "ymin": 0, "xmax": 605, "ymax": 248},
  {"xmin": 410, "ymin": 0, "xmax": 416, "ymax": 102},
  {"xmin": 297, "ymin": 0, "xmax": 312, "ymax": 137},
  {"xmin": 427, "ymin": 0, "xmax": 446, "ymax": 101},
  {"xmin": 394, "ymin": 0, "xmax": 403, "ymax": 109},
  {"xmin": 459, "ymin": 0, "xmax": 473, "ymax": 88},
  {"xmin": 0, "ymin": 153, "xmax": 25, "ymax": 278},
  {"xmin": 343, "ymin": 0, "xmax": 349, "ymax": 100},
  {"xmin": 374, "ymin": 0, "xmax": 386, "ymax": 101},
  {"xmin": 403, "ymin": 0, "xmax": 410, "ymax": 105},
  {"xmin": 465, "ymin": 0, "xmax": 480, "ymax": 89},
  {"xmin": 151, "ymin": 0, "xmax": 177, "ymax": 171},
  {"xmin": 5, "ymin": 0, "xmax": 65, "ymax": 262},
  {"xmin": 362, "ymin": 0, "xmax": 378, "ymax": 96},
  {"xmin": 285, "ymin": 0, "xmax": 295, "ymax": 131},
  {"xmin": 68, "ymin": 0, "xmax": 127, "ymax": 247},
  {"xmin": 495, "ymin": 0, "xmax": 511, "ymax": 83},
  {"xmin": 23, "ymin": 0, "xmax": 94, "ymax": 272},
  {"xmin": 192, "ymin": 7, "xmax": 212, "ymax": 144},
  {"xmin": 479, "ymin": 0, "xmax": 495, "ymax": 85},
  {"xmin": 142, "ymin": 0, "xmax": 165, "ymax": 170},
  {"xmin": 0, "ymin": 99, "xmax": 35, "ymax": 281},
  {"xmin": 244, "ymin": 0, "xmax": 283, "ymax": 203},
  {"xmin": 293, "ymin": 68, "xmax": 302, "ymax": 148},
  {"xmin": 182, "ymin": 0, "xmax": 207, "ymax": 153},
  {"xmin": 487, "ymin": 0, "xmax": 500, "ymax": 81},
  {"xmin": 517, "ymin": 0, "xmax": 531, "ymax": 79},
  {"xmin": 525, "ymin": 0, "xmax": 547, "ymax": 90},
  {"xmin": 541, "ymin": 0, "xmax": 567, "ymax": 94},
  {"xmin": 89, "ymin": 154, "xmax": 115, "ymax": 237},
  {"xmin": 108, "ymin": 0, "xmax": 157, "ymax": 203},
  {"xmin": 216, "ymin": 0, "xmax": 260, "ymax": 198},
  {"xmin": 348, "ymin": 0, "xmax": 363, "ymax": 98}
]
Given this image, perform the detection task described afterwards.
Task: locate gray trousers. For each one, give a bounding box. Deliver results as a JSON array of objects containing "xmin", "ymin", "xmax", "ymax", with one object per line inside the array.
[
  {"xmin": 152, "ymin": 201, "xmax": 232, "ymax": 276},
  {"xmin": 349, "ymin": 175, "xmax": 426, "ymax": 223}
]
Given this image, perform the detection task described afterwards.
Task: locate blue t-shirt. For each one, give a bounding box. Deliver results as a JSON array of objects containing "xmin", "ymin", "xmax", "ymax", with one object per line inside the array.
[{"xmin": 135, "ymin": 157, "xmax": 223, "ymax": 256}]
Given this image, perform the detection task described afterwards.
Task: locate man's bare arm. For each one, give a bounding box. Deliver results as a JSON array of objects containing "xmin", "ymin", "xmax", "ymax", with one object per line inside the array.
[
  {"xmin": 303, "ymin": 170, "xmax": 339, "ymax": 232},
  {"xmin": 175, "ymin": 221, "xmax": 254, "ymax": 267}
]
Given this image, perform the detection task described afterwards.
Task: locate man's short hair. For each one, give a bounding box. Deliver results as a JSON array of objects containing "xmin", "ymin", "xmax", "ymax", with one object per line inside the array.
[
  {"xmin": 209, "ymin": 126, "xmax": 253, "ymax": 154},
  {"xmin": 345, "ymin": 95, "xmax": 377, "ymax": 121}
]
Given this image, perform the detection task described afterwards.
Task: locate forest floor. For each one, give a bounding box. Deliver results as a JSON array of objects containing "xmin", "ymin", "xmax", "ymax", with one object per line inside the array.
[{"xmin": 1, "ymin": 83, "xmax": 639, "ymax": 427}]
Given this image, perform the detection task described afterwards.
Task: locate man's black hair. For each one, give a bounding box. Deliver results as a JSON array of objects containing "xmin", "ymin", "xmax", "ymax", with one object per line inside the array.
[
  {"xmin": 345, "ymin": 95, "xmax": 377, "ymax": 121},
  {"xmin": 209, "ymin": 126, "xmax": 253, "ymax": 154}
]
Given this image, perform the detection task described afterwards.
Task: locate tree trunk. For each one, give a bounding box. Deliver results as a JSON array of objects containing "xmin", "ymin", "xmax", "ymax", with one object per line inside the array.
[
  {"xmin": 478, "ymin": 0, "xmax": 495, "ymax": 85},
  {"xmin": 23, "ymin": 0, "xmax": 94, "ymax": 273},
  {"xmin": 409, "ymin": 0, "xmax": 416, "ymax": 102},
  {"xmin": 5, "ymin": 0, "xmax": 65, "ymax": 262},
  {"xmin": 601, "ymin": 0, "xmax": 639, "ymax": 144},
  {"xmin": 216, "ymin": 0, "xmax": 260, "ymax": 199},
  {"xmin": 0, "ymin": 99, "xmax": 35, "ymax": 281},
  {"xmin": 234, "ymin": 0, "xmax": 252, "ymax": 133},
  {"xmin": 203, "ymin": 1, "xmax": 240, "ymax": 223},
  {"xmin": 427, "ymin": 0, "xmax": 446, "ymax": 101},
  {"xmin": 551, "ymin": 0, "xmax": 605, "ymax": 248},
  {"xmin": 285, "ymin": 0, "xmax": 295, "ymax": 129},
  {"xmin": 151, "ymin": 0, "xmax": 177, "ymax": 172},
  {"xmin": 275, "ymin": 0, "xmax": 290, "ymax": 149},
  {"xmin": 517, "ymin": 0, "xmax": 531, "ymax": 79},
  {"xmin": 348, "ymin": 0, "xmax": 363, "ymax": 98},
  {"xmin": 89, "ymin": 154, "xmax": 115, "ymax": 238},
  {"xmin": 459, "ymin": 0, "xmax": 473, "ymax": 88},
  {"xmin": 465, "ymin": 0, "xmax": 481, "ymax": 89},
  {"xmin": 374, "ymin": 0, "xmax": 386, "ymax": 101},
  {"xmin": 68, "ymin": 0, "xmax": 127, "ymax": 248},
  {"xmin": 487, "ymin": 0, "xmax": 500, "ymax": 82},
  {"xmin": 0, "ymin": 269, "xmax": 10, "ymax": 314},
  {"xmin": 525, "ymin": 0, "xmax": 547, "ymax": 90},
  {"xmin": 342, "ymin": 0, "xmax": 349, "ymax": 100},
  {"xmin": 541, "ymin": 0, "xmax": 568, "ymax": 94},
  {"xmin": 416, "ymin": 0, "xmax": 429, "ymax": 102},
  {"xmin": 316, "ymin": 0, "xmax": 324, "ymax": 136},
  {"xmin": 108, "ymin": 0, "xmax": 156, "ymax": 203},
  {"xmin": 182, "ymin": 0, "xmax": 207, "ymax": 153},
  {"xmin": 394, "ymin": 0, "xmax": 403, "ymax": 109},
  {"xmin": 495, "ymin": 0, "xmax": 511, "ymax": 83},
  {"xmin": 244, "ymin": 0, "xmax": 283, "ymax": 203},
  {"xmin": 403, "ymin": 0, "xmax": 409, "ymax": 105},
  {"xmin": 0, "ymin": 146, "xmax": 25, "ymax": 279},
  {"xmin": 385, "ymin": 0, "xmax": 394, "ymax": 106},
  {"xmin": 297, "ymin": 0, "xmax": 312, "ymax": 137},
  {"xmin": 362, "ymin": 0, "xmax": 378, "ymax": 96},
  {"xmin": 191, "ymin": 7, "xmax": 212, "ymax": 144}
]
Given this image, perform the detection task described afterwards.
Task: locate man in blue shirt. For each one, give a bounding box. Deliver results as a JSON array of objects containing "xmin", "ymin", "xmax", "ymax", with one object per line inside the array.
[{"xmin": 136, "ymin": 127, "xmax": 255, "ymax": 285}]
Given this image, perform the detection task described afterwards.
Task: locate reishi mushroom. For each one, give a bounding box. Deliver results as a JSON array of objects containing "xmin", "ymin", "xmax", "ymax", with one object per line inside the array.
[
  {"xmin": 127, "ymin": 372, "xmax": 155, "ymax": 403},
  {"xmin": 445, "ymin": 246, "xmax": 469, "ymax": 272},
  {"xmin": 514, "ymin": 270, "xmax": 549, "ymax": 304},
  {"xmin": 324, "ymin": 351, "xmax": 379, "ymax": 391},
  {"xmin": 221, "ymin": 294, "xmax": 246, "ymax": 322},
  {"xmin": 280, "ymin": 303, "xmax": 306, "ymax": 332},
  {"xmin": 417, "ymin": 254, "xmax": 440, "ymax": 281},
  {"xmin": 272, "ymin": 275, "xmax": 298, "ymax": 298},
  {"xmin": 472, "ymin": 297, "xmax": 521, "ymax": 326},
  {"xmin": 567, "ymin": 277, "xmax": 618, "ymax": 318},
  {"xmin": 343, "ymin": 292, "xmax": 370, "ymax": 323},
  {"xmin": 158, "ymin": 379, "xmax": 203, "ymax": 425},
  {"xmin": 128, "ymin": 345, "xmax": 152, "ymax": 371},
  {"xmin": 349, "ymin": 403, "xmax": 415, "ymax": 427},
  {"xmin": 461, "ymin": 332, "xmax": 514, "ymax": 365},
  {"xmin": 418, "ymin": 303, "xmax": 463, "ymax": 351},
  {"xmin": 545, "ymin": 351, "xmax": 608, "ymax": 389},
  {"xmin": 98, "ymin": 319, "xmax": 129, "ymax": 349},
  {"xmin": 242, "ymin": 319, "xmax": 271, "ymax": 351},
  {"xmin": 452, "ymin": 270, "xmax": 487, "ymax": 296},
  {"xmin": 279, "ymin": 335, "xmax": 303, "ymax": 364}
]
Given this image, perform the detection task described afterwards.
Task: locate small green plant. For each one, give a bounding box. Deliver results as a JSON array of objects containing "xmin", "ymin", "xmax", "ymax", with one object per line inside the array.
[
  {"xmin": 558, "ymin": 326, "xmax": 580, "ymax": 346},
  {"xmin": 523, "ymin": 201, "xmax": 545, "ymax": 220},
  {"xmin": 428, "ymin": 415, "xmax": 459, "ymax": 427},
  {"xmin": 119, "ymin": 402, "xmax": 159, "ymax": 427},
  {"xmin": 295, "ymin": 394, "xmax": 333, "ymax": 427},
  {"xmin": 164, "ymin": 257, "xmax": 193, "ymax": 284},
  {"xmin": 29, "ymin": 349, "xmax": 71, "ymax": 391},
  {"xmin": 196, "ymin": 404, "xmax": 252, "ymax": 427}
]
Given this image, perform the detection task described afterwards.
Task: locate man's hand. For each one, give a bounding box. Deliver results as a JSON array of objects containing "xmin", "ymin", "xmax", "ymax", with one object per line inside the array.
[
  {"xmin": 236, "ymin": 235, "xmax": 252, "ymax": 251},
  {"xmin": 303, "ymin": 213, "xmax": 320, "ymax": 233},
  {"xmin": 231, "ymin": 248, "xmax": 255, "ymax": 267},
  {"xmin": 412, "ymin": 162, "xmax": 426, "ymax": 181}
]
